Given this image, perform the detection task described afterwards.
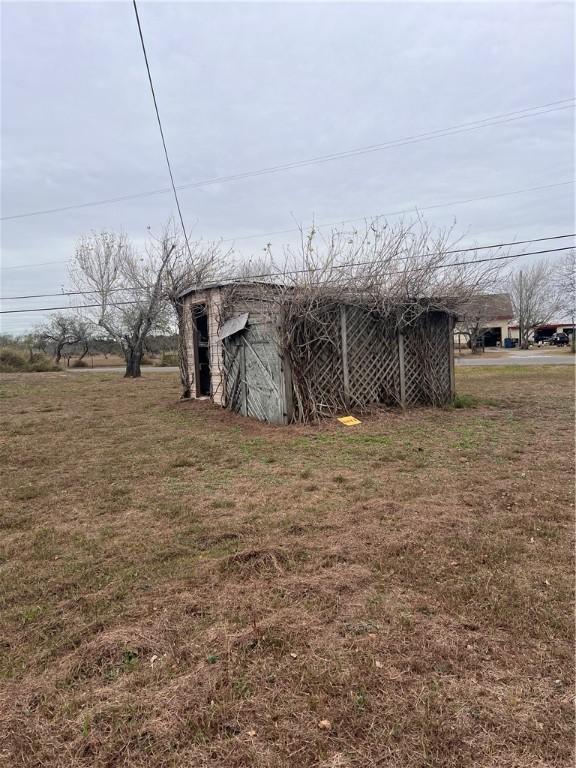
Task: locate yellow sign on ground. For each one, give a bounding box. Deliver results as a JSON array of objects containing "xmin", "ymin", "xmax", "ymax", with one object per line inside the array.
[{"xmin": 337, "ymin": 415, "xmax": 361, "ymax": 426}]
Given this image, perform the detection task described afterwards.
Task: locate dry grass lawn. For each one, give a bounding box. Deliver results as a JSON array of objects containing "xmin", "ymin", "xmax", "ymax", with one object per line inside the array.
[{"xmin": 0, "ymin": 365, "xmax": 573, "ymax": 767}]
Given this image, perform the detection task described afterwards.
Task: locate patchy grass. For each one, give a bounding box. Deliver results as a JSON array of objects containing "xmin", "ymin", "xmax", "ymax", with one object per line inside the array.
[
  {"xmin": 452, "ymin": 392, "xmax": 478, "ymax": 408},
  {"xmin": 0, "ymin": 365, "xmax": 573, "ymax": 767}
]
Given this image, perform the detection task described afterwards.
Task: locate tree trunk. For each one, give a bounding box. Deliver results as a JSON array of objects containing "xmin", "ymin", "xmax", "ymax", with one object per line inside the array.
[
  {"xmin": 124, "ymin": 345, "xmax": 143, "ymax": 378},
  {"xmin": 55, "ymin": 345, "xmax": 63, "ymax": 364},
  {"xmin": 78, "ymin": 342, "xmax": 89, "ymax": 363},
  {"xmin": 469, "ymin": 328, "xmax": 482, "ymax": 354}
]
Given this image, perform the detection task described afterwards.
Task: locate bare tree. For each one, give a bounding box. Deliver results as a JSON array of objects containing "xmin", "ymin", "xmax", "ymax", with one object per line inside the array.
[
  {"xmin": 37, "ymin": 313, "xmax": 86, "ymax": 364},
  {"xmin": 509, "ymin": 259, "xmax": 560, "ymax": 349},
  {"xmin": 553, "ymin": 250, "xmax": 576, "ymax": 352},
  {"xmin": 457, "ymin": 313, "xmax": 490, "ymax": 354},
  {"xmin": 71, "ymin": 231, "xmax": 174, "ymax": 377},
  {"xmin": 71, "ymin": 319, "xmax": 94, "ymax": 364}
]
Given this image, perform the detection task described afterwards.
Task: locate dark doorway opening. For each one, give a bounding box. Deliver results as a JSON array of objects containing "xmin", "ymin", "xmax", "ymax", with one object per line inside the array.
[
  {"xmin": 481, "ymin": 326, "xmax": 502, "ymax": 347},
  {"xmin": 193, "ymin": 304, "xmax": 211, "ymax": 396}
]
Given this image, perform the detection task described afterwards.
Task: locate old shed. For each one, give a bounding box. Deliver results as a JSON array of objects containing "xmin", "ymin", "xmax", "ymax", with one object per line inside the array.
[{"xmin": 179, "ymin": 281, "xmax": 455, "ymax": 424}]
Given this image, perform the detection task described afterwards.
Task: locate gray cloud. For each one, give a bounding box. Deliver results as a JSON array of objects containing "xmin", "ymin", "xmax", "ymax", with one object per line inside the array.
[{"xmin": 1, "ymin": 1, "xmax": 574, "ymax": 332}]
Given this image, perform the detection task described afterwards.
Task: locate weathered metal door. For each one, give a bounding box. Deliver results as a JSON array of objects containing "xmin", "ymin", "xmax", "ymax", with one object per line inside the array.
[{"xmin": 223, "ymin": 322, "xmax": 288, "ymax": 424}]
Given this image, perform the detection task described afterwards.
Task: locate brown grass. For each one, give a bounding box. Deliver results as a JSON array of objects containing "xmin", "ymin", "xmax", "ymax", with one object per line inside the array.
[
  {"xmin": 0, "ymin": 365, "xmax": 574, "ymax": 767},
  {"xmin": 60, "ymin": 354, "xmax": 161, "ymax": 369}
]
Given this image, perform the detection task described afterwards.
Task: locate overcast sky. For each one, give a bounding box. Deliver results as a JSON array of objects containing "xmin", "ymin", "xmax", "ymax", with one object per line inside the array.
[{"xmin": 1, "ymin": 1, "xmax": 574, "ymax": 333}]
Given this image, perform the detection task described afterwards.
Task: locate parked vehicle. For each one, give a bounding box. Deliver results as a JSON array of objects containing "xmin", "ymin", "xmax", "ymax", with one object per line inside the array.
[{"xmin": 549, "ymin": 332, "xmax": 570, "ymax": 347}]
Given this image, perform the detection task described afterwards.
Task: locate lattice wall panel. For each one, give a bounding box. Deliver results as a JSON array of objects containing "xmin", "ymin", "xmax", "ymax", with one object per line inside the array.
[
  {"xmin": 291, "ymin": 308, "xmax": 345, "ymax": 418},
  {"xmin": 346, "ymin": 308, "xmax": 401, "ymax": 407},
  {"xmin": 234, "ymin": 302, "xmax": 454, "ymax": 422},
  {"xmin": 403, "ymin": 313, "xmax": 452, "ymax": 406}
]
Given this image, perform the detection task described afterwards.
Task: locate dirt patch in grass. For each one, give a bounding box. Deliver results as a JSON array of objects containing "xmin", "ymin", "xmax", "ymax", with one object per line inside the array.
[{"xmin": 0, "ymin": 365, "xmax": 573, "ymax": 767}]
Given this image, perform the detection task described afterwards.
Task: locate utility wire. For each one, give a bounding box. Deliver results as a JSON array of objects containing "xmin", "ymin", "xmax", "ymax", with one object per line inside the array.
[
  {"xmin": 200, "ymin": 243, "xmax": 575, "ymax": 285},
  {"xmin": 1, "ymin": 232, "xmax": 574, "ymax": 301},
  {"xmin": 2, "ymin": 178, "xmax": 574, "ymax": 272},
  {"xmin": 131, "ymin": 0, "xmax": 193, "ymax": 261},
  {"xmin": 1, "ymin": 287, "xmax": 146, "ymax": 301},
  {"xmin": 1, "ymin": 98, "xmax": 573, "ymax": 222},
  {"xmin": 0, "ymin": 301, "xmax": 137, "ymax": 316},
  {"xmin": 1, "ymin": 244, "xmax": 573, "ymax": 315},
  {"xmin": 222, "ymin": 180, "xmax": 576, "ymax": 244},
  {"xmin": 2, "ymin": 259, "xmax": 74, "ymax": 272}
]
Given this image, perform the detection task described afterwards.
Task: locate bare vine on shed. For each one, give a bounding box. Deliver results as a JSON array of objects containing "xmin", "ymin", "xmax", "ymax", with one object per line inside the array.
[{"xmin": 221, "ymin": 218, "xmax": 504, "ymax": 421}]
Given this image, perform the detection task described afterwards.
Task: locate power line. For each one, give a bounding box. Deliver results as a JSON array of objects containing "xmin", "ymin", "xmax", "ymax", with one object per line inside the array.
[
  {"xmin": 1, "ymin": 98, "xmax": 573, "ymax": 222},
  {"xmin": 0, "ymin": 301, "xmax": 136, "ymax": 316},
  {"xmin": 295, "ymin": 244, "xmax": 575, "ymax": 286},
  {"xmin": 131, "ymin": 0, "xmax": 193, "ymax": 261},
  {"xmin": 212, "ymin": 243, "xmax": 575, "ymax": 284},
  {"xmin": 2, "ymin": 178, "xmax": 573, "ymax": 273},
  {"xmin": 221, "ymin": 180, "xmax": 576, "ymax": 244},
  {"xmin": 1, "ymin": 287, "xmax": 143, "ymax": 301},
  {"xmin": 1, "ymin": 244, "xmax": 573, "ymax": 315},
  {"xmin": 1, "ymin": 232, "xmax": 574, "ymax": 301},
  {"xmin": 2, "ymin": 259, "xmax": 70, "ymax": 272}
]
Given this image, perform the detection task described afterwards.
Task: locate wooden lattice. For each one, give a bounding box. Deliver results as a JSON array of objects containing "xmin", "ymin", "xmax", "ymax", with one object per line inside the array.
[
  {"xmin": 289, "ymin": 304, "xmax": 452, "ymax": 420},
  {"xmin": 402, "ymin": 313, "xmax": 452, "ymax": 406},
  {"xmin": 346, "ymin": 307, "xmax": 401, "ymax": 407},
  {"xmin": 288, "ymin": 307, "xmax": 345, "ymax": 420},
  {"xmin": 221, "ymin": 295, "xmax": 453, "ymax": 423}
]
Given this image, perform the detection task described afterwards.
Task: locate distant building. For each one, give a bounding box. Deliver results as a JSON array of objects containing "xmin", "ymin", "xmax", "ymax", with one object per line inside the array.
[
  {"xmin": 508, "ymin": 322, "xmax": 575, "ymax": 343},
  {"xmin": 454, "ymin": 293, "xmax": 514, "ymax": 349}
]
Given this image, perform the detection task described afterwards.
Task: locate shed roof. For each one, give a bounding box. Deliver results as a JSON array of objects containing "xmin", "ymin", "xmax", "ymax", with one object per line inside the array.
[
  {"xmin": 180, "ymin": 280, "xmax": 457, "ymax": 313},
  {"xmin": 457, "ymin": 293, "xmax": 514, "ymax": 321},
  {"xmin": 178, "ymin": 279, "xmax": 282, "ymax": 300}
]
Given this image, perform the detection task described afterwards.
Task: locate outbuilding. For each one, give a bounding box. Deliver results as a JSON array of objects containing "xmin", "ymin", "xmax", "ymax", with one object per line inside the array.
[
  {"xmin": 454, "ymin": 293, "xmax": 514, "ymax": 349},
  {"xmin": 178, "ymin": 281, "xmax": 455, "ymax": 424}
]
